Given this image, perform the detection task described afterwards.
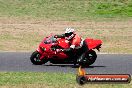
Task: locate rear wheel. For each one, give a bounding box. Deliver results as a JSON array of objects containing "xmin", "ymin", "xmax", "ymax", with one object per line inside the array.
[
  {"xmin": 79, "ymin": 50, "xmax": 97, "ymax": 67},
  {"xmin": 30, "ymin": 51, "xmax": 47, "ymax": 65}
]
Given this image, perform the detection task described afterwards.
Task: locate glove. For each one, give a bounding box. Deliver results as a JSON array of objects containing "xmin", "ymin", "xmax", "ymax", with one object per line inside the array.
[
  {"xmin": 54, "ymin": 35, "xmax": 58, "ymax": 38},
  {"xmin": 56, "ymin": 49, "xmax": 63, "ymax": 53}
]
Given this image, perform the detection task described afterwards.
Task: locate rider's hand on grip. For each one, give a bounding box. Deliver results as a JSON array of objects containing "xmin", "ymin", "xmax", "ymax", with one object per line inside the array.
[
  {"xmin": 56, "ymin": 49, "xmax": 62, "ymax": 53},
  {"xmin": 54, "ymin": 35, "xmax": 58, "ymax": 38}
]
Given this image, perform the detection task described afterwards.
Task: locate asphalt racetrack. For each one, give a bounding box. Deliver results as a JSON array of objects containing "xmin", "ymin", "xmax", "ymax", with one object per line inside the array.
[{"xmin": 0, "ymin": 52, "xmax": 132, "ymax": 74}]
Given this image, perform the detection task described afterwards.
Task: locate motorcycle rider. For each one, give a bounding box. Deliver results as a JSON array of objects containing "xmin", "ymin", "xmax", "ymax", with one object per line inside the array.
[
  {"xmin": 54, "ymin": 28, "xmax": 89, "ymax": 64},
  {"xmin": 54, "ymin": 28, "xmax": 82, "ymax": 52}
]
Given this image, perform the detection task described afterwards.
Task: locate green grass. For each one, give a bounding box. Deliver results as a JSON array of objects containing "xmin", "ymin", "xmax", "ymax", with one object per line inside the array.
[
  {"xmin": 0, "ymin": 72, "xmax": 131, "ymax": 88},
  {"xmin": 0, "ymin": 72, "xmax": 75, "ymax": 86},
  {"xmin": 0, "ymin": 0, "xmax": 132, "ymax": 21}
]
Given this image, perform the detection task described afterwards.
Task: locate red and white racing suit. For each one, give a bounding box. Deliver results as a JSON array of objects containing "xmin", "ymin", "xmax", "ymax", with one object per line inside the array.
[
  {"xmin": 68, "ymin": 34, "xmax": 83, "ymax": 50},
  {"xmin": 54, "ymin": 34, "xmax": 84, "ymax": 52}
]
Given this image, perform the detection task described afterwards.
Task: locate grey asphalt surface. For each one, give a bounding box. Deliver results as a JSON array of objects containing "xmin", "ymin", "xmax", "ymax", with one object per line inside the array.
[{"xmin": 0, "ymin": 52, "xmax": 132, "ymax": 74}]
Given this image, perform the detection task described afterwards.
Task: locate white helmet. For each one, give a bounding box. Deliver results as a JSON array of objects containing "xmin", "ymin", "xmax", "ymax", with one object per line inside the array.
[
  {"xmin": 65, "ymin": 28, "xmax": 75, "ymax": 34},
  {"xmin": 65, "ymin": 28, "xmax": 75, "ymax": 40}
]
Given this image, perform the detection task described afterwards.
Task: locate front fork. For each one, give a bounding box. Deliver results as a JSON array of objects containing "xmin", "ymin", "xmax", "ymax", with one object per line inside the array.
[{"xmin": 36, "ymin": 48, "xmax": 45, "ymax": 60}]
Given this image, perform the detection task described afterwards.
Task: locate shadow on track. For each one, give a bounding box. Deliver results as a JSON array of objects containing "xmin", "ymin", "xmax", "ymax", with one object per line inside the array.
[{"xmin": 43, "ymin": 64, "xmax": 106, "ymax": 68}]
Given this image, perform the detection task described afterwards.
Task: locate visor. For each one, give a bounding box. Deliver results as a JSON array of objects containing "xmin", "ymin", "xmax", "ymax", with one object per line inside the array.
[{"xmin": 65, "ymin": 32, "xmax": 73, "ymax": 37}]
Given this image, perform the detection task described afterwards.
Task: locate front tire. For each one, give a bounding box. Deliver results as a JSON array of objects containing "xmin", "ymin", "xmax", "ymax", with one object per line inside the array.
[{"xmin": 30, "ymin": 51, "xmax": 46, "ymax": 65}]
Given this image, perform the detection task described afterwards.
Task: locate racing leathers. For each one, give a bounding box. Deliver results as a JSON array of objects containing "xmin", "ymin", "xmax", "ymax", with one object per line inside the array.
[{"xmin": 54, "ymin": 34, "xmax": 83, "ymax": 53}]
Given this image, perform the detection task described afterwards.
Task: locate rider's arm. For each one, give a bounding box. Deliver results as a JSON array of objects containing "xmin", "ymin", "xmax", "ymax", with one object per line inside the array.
[
  {"xmin": 62, "ymin": 35, "xmax": 81, "ymax": 52},
  {"xmin": 54, "ymin": 34, "xmax": 65, "ymax": 38}
]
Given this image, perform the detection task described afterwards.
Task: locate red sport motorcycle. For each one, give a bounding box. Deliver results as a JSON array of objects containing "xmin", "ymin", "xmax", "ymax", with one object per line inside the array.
[{"xmin": 30, "ymin": 34, "xmax": 102, "ymax": 66}]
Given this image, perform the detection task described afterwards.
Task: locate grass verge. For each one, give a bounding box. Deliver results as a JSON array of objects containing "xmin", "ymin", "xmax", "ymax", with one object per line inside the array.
[
  {"xmin": 1, "ymin": 0, "xmax": 132, "ymax": 21},
  {"xmin": 0, "ymin": 0, "xmax": 132, "ymax": 53},
  {"xmin": 0, "ymin": 72, "xmax": 131, "ymax": 88}
]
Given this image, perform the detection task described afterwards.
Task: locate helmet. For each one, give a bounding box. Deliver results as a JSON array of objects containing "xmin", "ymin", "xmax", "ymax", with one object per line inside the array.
[{"xmin": 65, "ymin": 28, "xmax": 75, "ymax": 40}]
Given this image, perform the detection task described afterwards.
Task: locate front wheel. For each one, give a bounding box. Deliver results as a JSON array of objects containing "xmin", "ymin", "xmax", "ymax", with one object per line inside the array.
[
  {"xmin": 30, "ymin": 51, "xmax": 47, "ymax": 65},
  {"xmin": 78, "ymin": 50, "xmax": 97, "ymax": 67}
]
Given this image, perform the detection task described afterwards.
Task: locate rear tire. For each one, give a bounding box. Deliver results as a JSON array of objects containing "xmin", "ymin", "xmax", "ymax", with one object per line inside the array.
[
  {"xmin": 30, "ymin": 51, "xmax": 47, "ymax": 65},
  {"xmin": 79, "ymin": 50, "xmax": 97, "ymax": 67}
]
